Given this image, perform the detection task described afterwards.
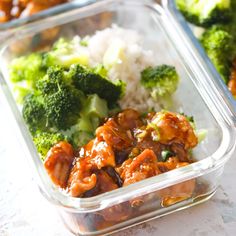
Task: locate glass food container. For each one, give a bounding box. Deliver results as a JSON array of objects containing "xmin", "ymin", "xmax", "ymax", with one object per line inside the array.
[
  {"xmin": 0, "ymin": 0, "xmax": 236, "ymax": 235},
  {"xmin": 162, "ymin": 0, "xmax": 236, "ymax": 114}
]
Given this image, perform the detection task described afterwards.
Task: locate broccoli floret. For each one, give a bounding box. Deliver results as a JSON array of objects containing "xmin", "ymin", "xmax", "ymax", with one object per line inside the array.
[
  {"xmin": 23, "ymin": 65, "xmax": 84, "ymax": 132},
  {"xmin": 69, "ymin": 64, "xmax": 125, "ymax": 107},
  {"xmin": 61, "ymin": 94, "xmax": 108, "ymax": 148},
  {"xmin": 141, "ymin": 65, "xmax": 179, "ymax": 100},
  {"xmin": 33, "ymin": 131, "xmax": 69, "ymax": 159},
  {"xmin": 62, "ymin": 123, "xmax": 95, "ymax": 148},
  {"xmin": 80, "ymin": 39, "xmax": 89, "ymax": 47},
  {"xmin": 36, "ymin": 66, "xmax": 70, "ymax": 95},
  {"xmin": 92, "ymin": 64, "xmax": 108, "ymax": 78},
  {"xmin": 13, "ymin": 85, "xmax": 32, "ymax": 104},
  {"xmin": 42, "ymin": 38, "xmax": 89, "ymax": 68},
  {"xmin": 35, "ymin": 66, "xmax": 84, "ymax": 130},
  {"xmin": 44, "ymin": 86, "xmax": 82, "ymax": 131},
  {"xmin": 200, "ymin": 25, "xmax": 235, "ymax": 83},
  {"xmin": 9, "ymin": 53, "xmax": 46, "ymax": 102},
  {"xmin": 10, "ymin": 53, "xmax": 45, "ymax": 83},
  {"xmin": 22, "ymin": 93, "xmax": 47, "ymax": 133},
  {"xmin": 176, "ymin": 0, "xmax": 232, "ymax": 27},
  {"xmin": 77, "ymin": 94, "xmax": 108, "ymax": 133},
  {"xmin": 83, "ymin": 94, "xmax": 108, "ymax": 119},
  {"xmin": 73, "ymin": 94, "xmax": 108, "ymax": 135}
]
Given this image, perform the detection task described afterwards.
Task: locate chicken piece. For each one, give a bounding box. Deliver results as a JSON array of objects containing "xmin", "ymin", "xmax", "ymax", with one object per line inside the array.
[
  {"xmin": 150, "ymin": 111, "xmax": 198, "ymax": 149},
  {"xmin": 67, "ymin": 157, "xmax": 97, "ymax": 197},
  {"xmin": 80, "ymin": 139, "xmax": 116, "ymax": 169},
  {"xmin": 20, "ymin": 2, "xmax": 48, "ymax": 17},
  {"xmin": 0, "ymin": 1, "xmax": 12, "ymax": 11},
  {"xmin": 116, "ymin": 109, "xmax": 143, "ymax": 130},
  {"xmin": 160, "ymin": 178, "xmax": 196, "ymax": 207},
  {"xmin": 0, "ymin": 0, "xmax": 13, "ymax": 23},
  {"xmin": 156, "ymin": 156, "xmax": 180, "ymax": 172},
  {"xmin": 100, "ymin": 201, "xmax": 131, "ymax": 222},
  {"xmin": 18, "ymin": 0, "xmax": 29, "ymax": 8},
  {"xmin": 20, "ymin": 0, "xmax": 67, "ymax": 17},
  {"xmin": 117, "ymin": 149, "xmax": 161, "ymax": 208},
  {"xmin": 11, "ymin": 4, "xmax": 24, "ymax": 18},
  {"xmin": 96, "ymin": 118, "xmax": 134, "ymax": 151},
  {"xmin": 117, "ymin": 149, "xmax": 160, "ymax": 186},
  {"xmin": 136, "ymin": 133, "xmax": 165, "ymax": 160},
  {"xmin": 158, "ymin": 160, "xmax": 196, "ymax": 207},
  {"xmin": 44, "ymin": 141, "xmax": 74, "ymax": 188},
  {"xmin": 67, "ymin": 139, "xmax": 116, "ymax": 197},
  {"xmin": 82, "ymin": 170, "xmax": 118, "ymax": 198},
  {"xmin": 85, "ymin": 170, "xmax": 130, "ymax": 222},
  {"xmin": 157, "ymin": 156, "xmax": 192, "ymax": 172}
]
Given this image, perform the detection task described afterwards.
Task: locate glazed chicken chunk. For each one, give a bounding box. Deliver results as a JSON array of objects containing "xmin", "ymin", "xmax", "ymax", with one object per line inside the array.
[{"xmin": 44, "ymin": 109, "xmax": 198, "ymax": 207}]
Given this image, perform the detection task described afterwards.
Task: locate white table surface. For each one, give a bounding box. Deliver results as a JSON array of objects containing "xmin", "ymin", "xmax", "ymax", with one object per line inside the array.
[{"xmin": 1, "ymin": 97, "xmax": 236, "ymax": 236}]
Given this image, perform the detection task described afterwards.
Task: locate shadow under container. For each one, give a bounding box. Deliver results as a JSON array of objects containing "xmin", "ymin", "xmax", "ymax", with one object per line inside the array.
[{"xmin": 0, "ymin": 0, "xmax": 236, "ymax": 235}]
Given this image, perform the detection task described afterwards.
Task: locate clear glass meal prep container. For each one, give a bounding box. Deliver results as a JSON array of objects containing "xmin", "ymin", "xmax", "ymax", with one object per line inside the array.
[
  {"xmin": 162, "ymin": 0, "xmax": 236, "ymax": 114},
  {"xmin": 0, "ymin": 0, "xmax": 236, "ymax": 235}
]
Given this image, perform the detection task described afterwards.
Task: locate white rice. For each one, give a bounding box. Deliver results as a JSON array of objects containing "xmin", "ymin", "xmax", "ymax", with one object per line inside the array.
[{"xmin": 73, "ymin": 25, "xmax": 160, "ymax": 112}]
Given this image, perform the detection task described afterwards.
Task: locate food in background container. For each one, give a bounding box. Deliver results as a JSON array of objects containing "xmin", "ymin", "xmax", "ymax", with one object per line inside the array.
[
  {"xmin": 0, "ymin": 0, "xmax": 68, "ymax": 23},
  {"xmin": 176, "ymin": 0, "xmax": 236, "ymax": 98}
]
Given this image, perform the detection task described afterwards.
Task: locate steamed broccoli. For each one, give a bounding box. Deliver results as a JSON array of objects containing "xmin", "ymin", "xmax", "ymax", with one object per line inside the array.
[
  {"xmin": 78, "ymin": 94, "xmax": 108, "ymax": 132},
  {"xmin": 83, "ymin": 94, "xmax": 108, "ymax": 119},
  {"xmin": 22, "ymin": 65, "xmax": 109, "ymax": 150},
  {"xmin": 23, "ymin": 66, "xmax": 83, "ymax": 132},
  {"xmin": 42, "ymin": 38, "xmax": 89, "ymax": 68},
  {"xmin": 176, "ymin": 0, "xmax": 232, "ymax": 27},
  {"xmin": 60, "ymin": 94, "xmax": 108, "ymax": 148},
  {"xmin": 44, "ymin": 86, "xmax": 82, "ymax": 130},
  {"xmin": 22, "ymin": 93, "xmax": 47, "ymax": 133},
  {"xmin": 10, "ymin": 53, "xmax": 46, "ymax": 102},
  {"xmin": 36, "ymin": 66, "xmax": 72, "ymax": 95},
  {"xmin": 92, "ymin": 64, "xmax": 108, "ymax": 78},
  {"xmin": 39, "ymin": 67, "xmax": 83, "ymax": 131},
  {"xmin": 10, "ymin": 36, "xmax": 127, "ymax": 155},
  {"xmin": 176, "ymin": 0, "xmax": 236, "ymax": 85},
  {"xmin": 31, "ymin": 97, "xmax": 103, "ymax": 158},
  {"xmin": 32, "ymin": 95, "xmax": 108, "ymax": 157},
  {"xmin": 200, "ymin": 25, "xmax": 235, "ymax": 83},
  {"xmin": 13, "ymin": 85, "xmax": 32, "ymax": 104},
  {"xmin": 69, "ymin": 64, "xmax": 125, "ymax": 107},
  {"xmin": 33, "ymin": 131, "xmax": 69, "ymax": 159},
  {"xmin": 10, "ymin": 53, "xmax": 45, "ymax": 83},
  {"xmin": 141, "ymin": 65, "xmax": 179, "ymax": 100}
]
